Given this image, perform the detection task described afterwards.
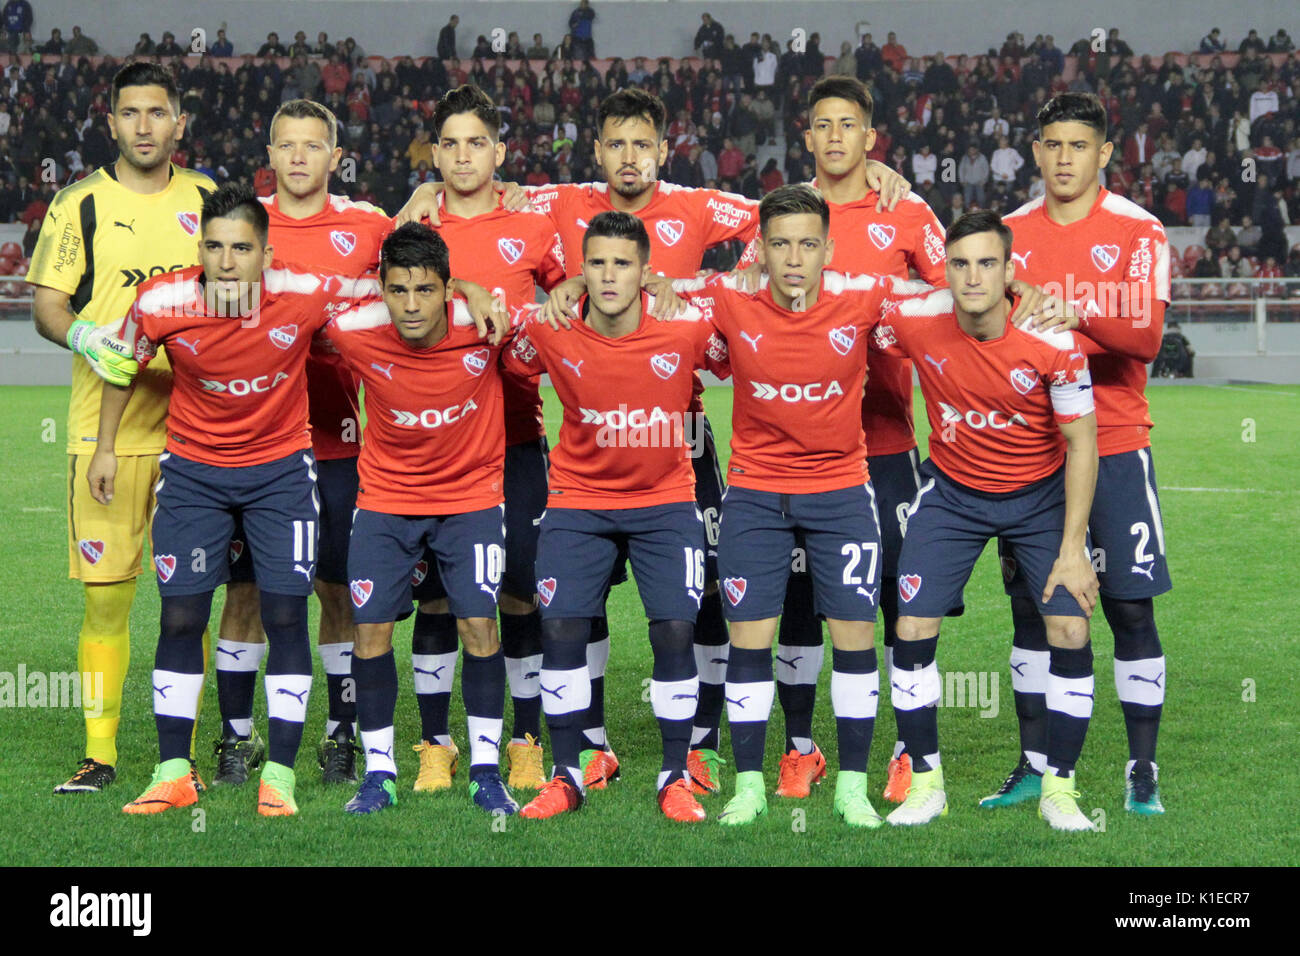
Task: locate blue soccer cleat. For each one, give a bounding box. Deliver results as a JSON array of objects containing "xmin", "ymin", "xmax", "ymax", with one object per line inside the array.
[
  {"xmin": 344, "ymin": 772, "xmax": 398, "ymax": 815},
  {"xmin": 469, "ymin": 770, "xmax": 520, "ymax": 815}
]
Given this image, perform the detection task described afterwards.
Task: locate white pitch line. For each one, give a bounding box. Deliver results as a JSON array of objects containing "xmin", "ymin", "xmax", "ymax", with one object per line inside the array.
[
  {"xmin": 21, "ymin": 506, "xmax": 57, "ymax": 512},
  {"xmin": 1162, "ymin": 486, "xmax": 1283, "ymax": 494},
  {"xmin": 1207, "ymin": 385, "xmax": 1297, "ymax": 397}
]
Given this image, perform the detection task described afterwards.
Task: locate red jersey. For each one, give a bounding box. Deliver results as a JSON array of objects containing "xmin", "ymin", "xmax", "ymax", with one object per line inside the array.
[
  {"xmin": 1003, "ymin": 188, "xmax": 1170, "ymax": 456},
  {"xmin": 262, "ymin": 193, "xmax": 393, "ymax": 460},
  {"xmin": 816, "ymin": 187, "xmax": 948, "ymax": 457},
  {"xmin": 119, "ymin": 265, "xmax": 368, "ymax": 467},
  {"xmin": 431, "ymin": 192, "xmax": 567, "ymax": 446},
  {"xmin": 684, "ymin": 271, "xmax": 919, "ymax": 493},
  {"xmin": 321, "ymin": 297, "xmax": 509, "ymax": 516},
  {"xmin": 502, "ymin": 294, "xmax": 730, "ymax": 510},
  {"xmin": 870, "ymin": 287, "xmax": 1094, "ymax": 493}
]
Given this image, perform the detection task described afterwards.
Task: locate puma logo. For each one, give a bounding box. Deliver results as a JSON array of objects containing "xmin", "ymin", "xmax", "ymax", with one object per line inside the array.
[
  {"xmin": 923, "ymin": 354, "xmax": 948, "ymax": 375},
  {"xmin": 174, "ymin": 336, "xmax": 200, "ymax": 356},
  {"xmin": 370, "ymin": 361, "xmax": 395, "ymax": 380},
  {"xmin": 1127, "ymin": 671, "xmax": 1164, "ymax": 688},
  {"xmin": 775, "ymin": 654, "xmax": 803, "ymax": 668},
  {"xmin": 671, "ymin": 692, "xmax": 699, "ymax": 701},
  {"xmin": 1010, "ymin": 661, "xmax": 1028, "ymax": 676},
  {"xmin": 856, "ymin": 586, "xmax": 877, "ymax": 601},
  {"xmin": 724, "ymin": 694, "xmax": 751, "ymax": 707},
  {"xmin": 1010, "ymin": 250, "xmax": 1032, "ymax": 269},
  {"xmin": 275, "ymin": 687, "xmax": 308, "ymax": 704},
  {"xmin": 1131, "ymin": 564, "xmax": 1155, "ymax": 580},
  {"xmin": 740, "ymin": 330, "xmax": 763, "ymax": 352},
  {"xmin": 540, "ymin": 683, "xmax": 566, "ymax": 699},
  {"xmin": 217, "ymin": 647, "xmax": 245, "ymax": 659},
  {"xmin": 153, "ymin": 684, "xmax": 172, "ymax": 698},
  {"xmin": 293, "ymin": 563, "xmax": 314, "ymax": 581},
  {"xmin": 561, "ymin": 358, "xmax": 584, "ymax": 377},
  {"xmin": 523, "ymin": 671, "xmax": 541, "ymax": 680},
  {"xmin": 367, "ymin": 746, "xmax": 393, "ymax": 759},
  {"xmin": 113, "ymin": 218, "xmax": 135, "ymax": 233},
  {"xmin": 892, "ymin": 681, "xmax": 918, "ymax": 698},
  {"xmin": 477, "ymin": 734, "xmax": 501, "ymax": 749},
  {"xmin": 480, "ymin": 582, "xmax": 500, "ymax": 599},
  {"xmin": 1064, "ymin": 690, "xmax": 1094, "ymax": 699}
]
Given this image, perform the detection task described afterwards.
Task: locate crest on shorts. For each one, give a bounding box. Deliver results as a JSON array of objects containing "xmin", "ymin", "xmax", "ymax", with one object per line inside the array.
[
  {"xmin": 1090, "ymin": 244, "xmax": 1120, "ymax": 272},
  {"xmin": 723, "ymin": 576, "xmax": 747, "ymax": 606},
  {"xmin": 899, "ymin": 573, "xmax": 922, "ymax": 603},
  {"xmin": 350, "ymin": 579, "xmax": 374, "ymax": 608},
  {"xmin": 497, "ymin": 238, "xmax": 525, "ymax": 264},
  {"xmin": 78, "ymin": 539, "xmax": 105, "ymax": 565},
  {"xmin": 650, "ymin": 352, "xmax": 680, "ymax": 380},
  {"xmin": 268, "ymin": 324, "xmax": 298, "ymax": 350},
  {"xmin": 1009, "ymin": 367, "xmax": 1039, "ymax": 395},
  {"xmin": 828, "ymin": 325, "xmax": 857, "ymax": 356},
  {"xmin": 868, "ymin": 223, "xmax": 896, "ymax": 251},
  {"xmin": 176, "ymin": 212, "xmax": 198, "ymax": 236},
  {"xmin": 228, "ymin": 539, "xmax": 244, "ymax": 563},
  {"xmin": 330, "ymin": 230, "xmax": 357, "ymax": 257},
  {"xmin": 411, "ymin": 560, "xmax": 428, "ymax": 587},
  {"xmin": 463, "ymin": 348, "xmax": 490, "ymax": 376},
  {"xmin": 154, "ymin": 554, "xmax": 177, "ymax": 583},
  {"xmin": 656, "ymin": 219, "xmax": 685, "ymax": 247},
  {"xmin": 536, "ymin": 577, "xmax": 557, "ymax": 607}
]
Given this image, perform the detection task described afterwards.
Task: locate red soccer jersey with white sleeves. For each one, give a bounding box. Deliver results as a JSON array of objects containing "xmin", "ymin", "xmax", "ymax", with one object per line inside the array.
[
  {"xmin": 869, "ymin": 287, "xmax": 1095, "ymax": 493},
  {"xmin": 118, "ymin": 265, "xmax": 370, "ymax": 467},
  {"xmin": 431, "ymin": 192, "xmax": 567, "ymax": 445},
  {"xmin": 684, "ymin": 271, "xmax": 919, "ymax": 493},
  {"xmin": 263, "ymin": 193, "xmax": 393, "ymax": 460},
  {"xmin": 501, "ymin": 293, "xmax": 730, "ymax": 510},
  {"xmin": 320, "ymin": 296, "xmax": 510, "ymax": 516},
  {"xmin": 1003, "ymin": 188, "xmax": 1170, "ymax": 456},
  {"xmin": 819, "ymin": 188, "xmax": 948, "ymax": 456}
]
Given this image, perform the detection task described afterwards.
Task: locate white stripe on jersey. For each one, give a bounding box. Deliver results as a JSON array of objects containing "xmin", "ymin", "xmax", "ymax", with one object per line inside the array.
[{"xmin": 896, "ymin": 287, "xmax": 954, "ymax": 318}]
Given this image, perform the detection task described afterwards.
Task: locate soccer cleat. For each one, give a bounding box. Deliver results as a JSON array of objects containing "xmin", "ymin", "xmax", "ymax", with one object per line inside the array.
[
  {"xmin": 520, "ymin": 775, "xmax": 583, "ymax": 819},
  {"xmin": 122, "ymin": 758, "xmax": 197, "ymax": 815},
  {"xmin": 687, "ymin": 748, "xmax": 726, "ymax": 795},
  {"xmin": 833, "ymin": 771, "xmax": 884, "ymax": 828},
  {"xmin": 190, "ymin": 761, "xmax": 207, "ymax": 793},
  {"xmin": 213, "ymin": 730, "xmax": 266, "ymax": 786},
  {"xmin": 774, "ymin": 743, "xmax": 827, "ymax": 798},
  {"xmin": 978, "ymin": 755, "xmax": 1042, "ymax": 808},
  {"xmin": 257, "ymin": 762, "xmax": 299, "ymax": 817},
  {"xmin": 886, "ymin": 767, "xmax": 949, "ymax": 826},
  {"xmin": 318, "ymin": 726, "xmax": 360, "ymax": 784},
  {"xmin": 412, "ymin": 740, "xmax": 459, "ymax": 792},
  {"xmin": 718, "ymin": 770, "xmax": 768, "ymax": 826},
  {"xmin": 1124, "ymin": 760, "xmax": 1165, "ymax": 816},
  {"xmin": 345, "ymin": 772, "xmax": 399, "ymax": 815},
  {"xmin": 54, "ymin": 758, "xmax": 116, "ymax": 794},
  {"xmin": 1039, "ymin": 772, "xmax": 1096, "ymax": 832},
  {"xmin": 469, "ymin": 770, "xmax": 520, "ymax": 815},
  {"xmin": 506, "ymin": 734, "xmax": 546, "ymax": 790},
  {"xmin": 882, "ymin": 751, "xmax": 912, "ymax": 803},
  {"xmin": 659, "ymin": 778, "xmax": 708, "ymax": 822},
  {"xmin": 580, "ymin": 746, "xmax": 621, "ymax": 790}
]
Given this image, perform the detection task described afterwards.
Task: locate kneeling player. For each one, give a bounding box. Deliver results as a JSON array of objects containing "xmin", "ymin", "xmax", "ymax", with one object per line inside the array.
[
  {"xmin": 504, "ymin": 212, "xmax": 729, "ymax": 822},
  {"xmin": 872, "ymin": 212, "xmax": 1101, "ymax": 832}
]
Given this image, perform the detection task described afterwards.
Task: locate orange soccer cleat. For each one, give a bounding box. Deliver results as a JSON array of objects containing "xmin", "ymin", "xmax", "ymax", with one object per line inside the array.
[{"xmin": 774, "ymin": 743, "xmax": 827, "ymax": 798}]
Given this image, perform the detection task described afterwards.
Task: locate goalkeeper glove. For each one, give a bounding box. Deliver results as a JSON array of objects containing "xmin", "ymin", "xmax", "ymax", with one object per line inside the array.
[{"xmin": 67, "ymin": 319, "xmax": 138, "ymax": 387}]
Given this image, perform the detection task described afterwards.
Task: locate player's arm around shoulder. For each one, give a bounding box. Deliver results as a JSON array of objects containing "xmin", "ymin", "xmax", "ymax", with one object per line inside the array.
[{"xmin": 502, "ymin": 312, "xmax": 549, "ymax": 378}]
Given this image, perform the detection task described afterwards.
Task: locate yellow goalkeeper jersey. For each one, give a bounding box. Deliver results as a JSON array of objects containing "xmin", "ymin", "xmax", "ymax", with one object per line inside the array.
[{"xmin": 26, "ymin": 164, "xmax": 214, "ymax": 455}]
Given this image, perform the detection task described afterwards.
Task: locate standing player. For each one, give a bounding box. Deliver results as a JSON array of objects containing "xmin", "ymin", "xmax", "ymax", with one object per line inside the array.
[
  {"xmin": 870, "ymin": 211, "xmax": 1101, "ymax": 832},
  {"xmin": 402, "ymin": 86, "xmax": 566, "ymax": 796},
  {"xmin": 28, "ymin": 62, "xmax": 214, "ymax": 794},
  {"xmin": 981, "ymin": 93, "xmax": 1172, "ymax": 815},
  {"xmin": 320, "ymin": 223, "xmax": 521, "ymax": 816},
  {"xmin": 212, "ymin": 99, "xmax": 391, "ymax": 789},
  {"xmin": 502, "ymin": 212, "xmax": 729, "ymax": 822}
]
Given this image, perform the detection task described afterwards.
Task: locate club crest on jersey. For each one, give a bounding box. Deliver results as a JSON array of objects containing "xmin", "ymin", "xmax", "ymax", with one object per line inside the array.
[
  {"xmin": 723, "ymin": 577, "xmax": 747, "ymax": 606},
  {"xmin": 176, "ymin": 212, "xmax": 198, "ymax": 236},
  {"xmin": 463, "ymin": 348, "xmax": 490, "ymax": 376},
  {"xmin": 828, "ymin": 325, "xmax": 857, "ymax": 356},
  {"xmin": 1009, "ymin": 367, "xmax": 1039, "ymax": 395},
  {"xmin": 330, "ymin": 230, "xmax": 357, "ymax": 257},
  {"xmin": 350, "ymin": 579, "xmax": 374, "ymax": 608},
  {"xmin": 78, "ymin": 539, "xmax": 105, "ymax": 565},
  {"xmin": 411, "ymin": 560, "xmax": 428, "ymax": 587},
  {"xmin": 536, "ymin": 577, "xmax": 557, "ymax": 607},
  {"xmin": 650, "ymin": 352, "xmax": 680, "ymax": 379},
  {"xmin": 154, "ymin": 554, "xmax": 177, "ymax": 583},
  {"xmin": 899, "ymin": 574, "xmax": 922, "ymax": 603},
  {"xmin": 268, "ymin": 324, "xmax": 298, "ymax": 350},
  {"xmin": 868, "ymin": 223, "xmax": 896, "ymax": 251},
  {"xmin": 497, "ymin": 238, "xmax": 525, "ymax": 264},
  {"xmin": 229, "ymin": 539, "xmax": 244, "ymax": 563},
  {"xmin": 656, "ymin": 219, "xmax": 685, "ymax": 247},
  {"xmin": 1090, "ymin": 244, "xmax": 1121, "ymax": 272}
]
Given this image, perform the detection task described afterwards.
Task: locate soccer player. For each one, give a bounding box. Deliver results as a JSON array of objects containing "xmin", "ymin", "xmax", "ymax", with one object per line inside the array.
[
  {"xmin": 402, "ymin": 86, "xmax": 567, "ymax": 796},
  {"xmin": 400, "ymin": 86, "xmax": 910, "ymax": 796},
  {"xmin": 869, "ymin": 210, "xmax": 1100, "ymax": 832},
  {"xmin": 28, "ymin": 62, "xmax": 214, "ymax": 794},
  {"xmin": 982, "ymin": 93, "xmax": 1173, "ymax": 815},
  {"xmin": 211, "ymin": 99, "xmax": 392, "ymax": 789},
  {"xmin": 680, "ymin": 185, "xmax": 925, "ymax": 827},
  {"xmin": 318, "ymin": 222, "xmax": 522, "ymax": 816},
  {"xmin": 501, "ymin": 211, "xmax": 729, "ymax": 822}
]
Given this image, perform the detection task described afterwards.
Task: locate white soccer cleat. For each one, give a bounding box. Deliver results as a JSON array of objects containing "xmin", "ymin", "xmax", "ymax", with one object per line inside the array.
[
  {"xmin": 1039, "ymin": 772, "xmax": 1097, "ymax": 832},
  {"xmin": 886, "ymin": 767, "xmax": 948, "ymax": 826}
]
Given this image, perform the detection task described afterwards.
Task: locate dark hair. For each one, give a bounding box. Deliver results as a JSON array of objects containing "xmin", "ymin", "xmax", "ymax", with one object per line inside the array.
[
  {"xmin": 807, "ymin": 75, "xmax": 874, "ymax": 126},
  {"xmin": 380, "ymin": 221, "xmax": 451, "ymax": 284},
  {"xmin": 597, "ymin": 87, "xmax": 667, "ymax": 140},
  {"xmin": 945, "ymin": 210, "xmax": 1012, "ymax": 262},
  {"xmin": 1036, "ymin": 92, "xmax": 1107, "ymax": 138},
  {"xmin": 758, "ymin": 183, "xmax": 830, "ymax": 234},
  {"xmin": 270, "ymin": 98, "xmax": 338, "ymax": 147},
  {"xmin": 432, "ymin": 84, "xmax": 501, "ymax": 140},
  {"xmin": 111, "ymin": 61, "xmax": 179, "ymax": 112},
  {"xmin": 582, "ymin": 210, "xmax": 650, "ymax": 262},
  {"xmin": 201, "ymin": 182, "xmax": 269, "ymax": 244}
]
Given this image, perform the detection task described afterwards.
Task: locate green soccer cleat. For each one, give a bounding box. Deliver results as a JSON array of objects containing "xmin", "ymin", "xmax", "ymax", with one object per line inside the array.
[
  {"xmin": 1038, "ymin": 771, "xmax": 1096, "ymax": 832},
  {"xmin": 886, "ymin": 767, "xmax": 948, "ymax": 826},
  {"xmin": 718, "ymin": 770, "xmax": 768, "ymax": 826},
  {"xmin": 258, "ymin": 761, "xmax": 299, "ymax": 817},
  {"xmin": 978, "ymin": 755, "xmax": 1043, "ymax": 808},
  {"xmin": 1124, "ymin": 760, "xmax": 1165, "ymax": 816},
  {"xmin": 833, "ymin": 771, "xmax": 883, "ymax": 828}
]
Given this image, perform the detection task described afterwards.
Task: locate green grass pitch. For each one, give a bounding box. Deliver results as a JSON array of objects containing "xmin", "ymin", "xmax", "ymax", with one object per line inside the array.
[{"xmin": 1, "ymin": 382, "xmax": 1296, "ymax": 866}]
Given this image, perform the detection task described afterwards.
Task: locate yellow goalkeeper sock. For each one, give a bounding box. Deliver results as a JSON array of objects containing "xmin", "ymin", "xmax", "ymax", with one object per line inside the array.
[{"xmin": 79, "ymin": 580, "xmax": 136, "ymax": 766}]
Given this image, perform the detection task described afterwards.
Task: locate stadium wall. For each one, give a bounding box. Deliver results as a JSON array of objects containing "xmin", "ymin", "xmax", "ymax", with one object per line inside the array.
[{"xmin": 24, "ymin": 0, "xmax": 1297, "ymax": 61}]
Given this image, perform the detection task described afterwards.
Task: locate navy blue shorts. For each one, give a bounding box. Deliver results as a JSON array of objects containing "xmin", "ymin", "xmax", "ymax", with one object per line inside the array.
[
  {"xmin": 717, "ymin": 484, "xmax": 883, "ymax": 623},
  {"xmin": 152, "ymin": 449, "xmax": 320, "ymax": 597},
  {"xmin": 999, "ymin": 447, "xmax": 1171, "ymax": 601},
  {"xmin": 348, "ymin": 506, "xmax": 505, "ymax": 623},
  {"xmin": 870, "ymin": 447, "xmax": 923, "ymax": 578},
  {"xmin": 534, "ymin": 503, "xmax": 706, "ymax": 622},
  {"xmin": 901, "ymin": 462, "xmax": 1087, "ymax": 619},
  {"xmin": 502, "ymin": 438, "xmax": 549, "ymax": 601}
]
